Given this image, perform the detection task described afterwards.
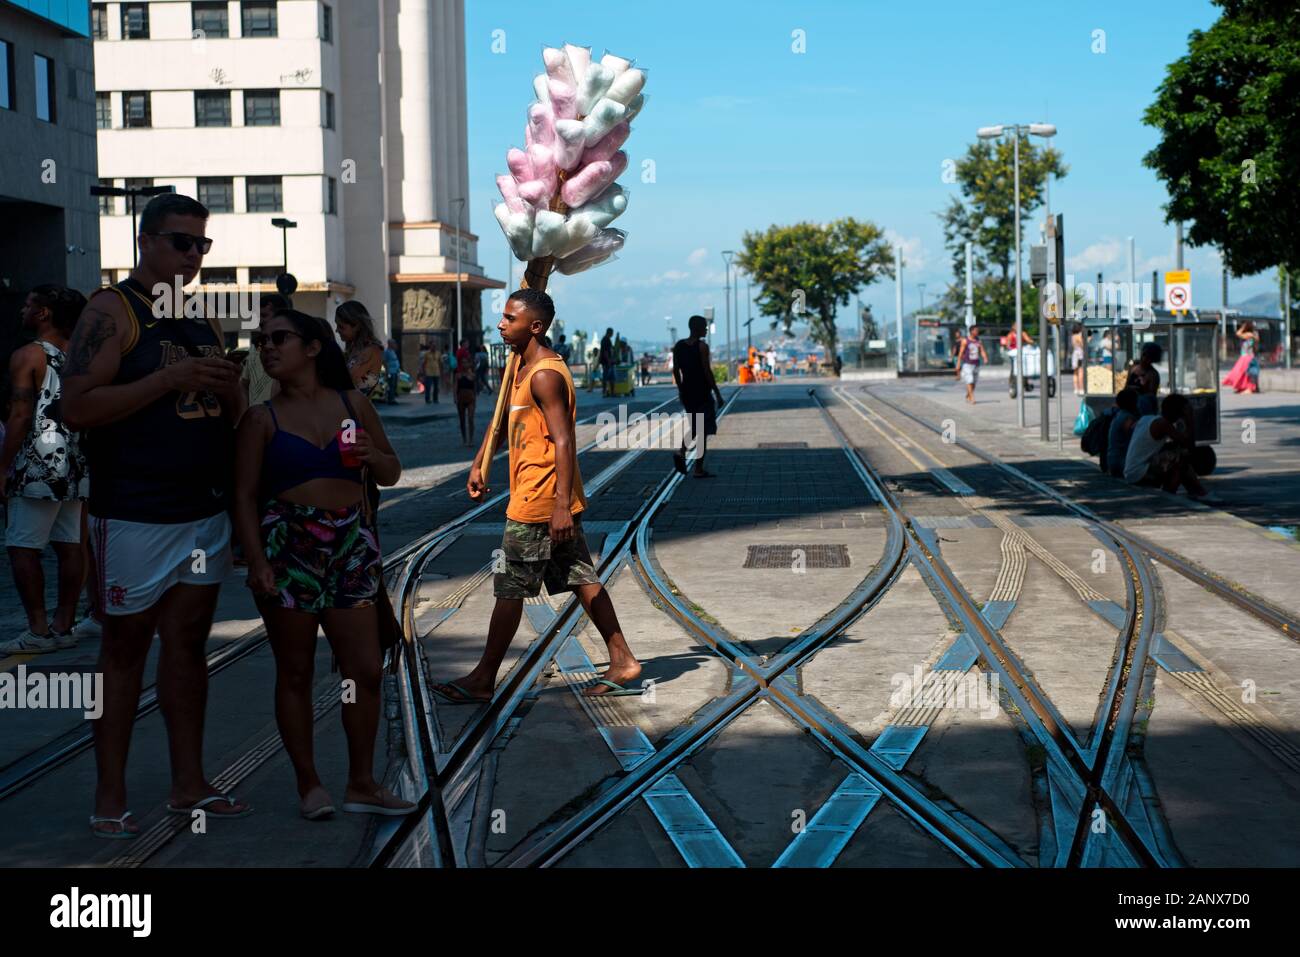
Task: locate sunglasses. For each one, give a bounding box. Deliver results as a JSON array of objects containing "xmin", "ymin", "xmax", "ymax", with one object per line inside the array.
[
  {"xmin": 251, "ymin": 329, "xmax": 304, "ymax": 350},
  {"xmin": 149, "ymin": 231, "xmax": 214, "ymax": 255}
]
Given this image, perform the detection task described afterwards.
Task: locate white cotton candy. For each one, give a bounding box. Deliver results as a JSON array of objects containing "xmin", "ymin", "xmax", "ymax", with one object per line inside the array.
[
  {"xmin": 604, "ymin": 69, "xmax": 645, "ymax": 107},
  {"xmin": 569, "ymin": 184, "xmax": 629, "ymax": 229},
  {"xmin": 531, "ymin": 210, "xmax": 568, "ymax": 258},
  {"xmin": 552, "ymin": 217, "xmax": 601, "ymax": 259},
  {"xmin": 495, "ymin": 203, "xmax": 535, "ymax": 261},
  {"xmin": 533, "ymin": 73, "xmax": 550, "ymax": 104},
  {"xmin": 582, "ymin": 97, "xmax": 627, "ymax": 146},
  {"xmin": 600, "ymin": 52, "xmax": 633, "ymax": 76},
  {"xmin": 623, "ymin": 93, "xmax": 646, "ymax": 124},
  {"xmin": 576, "ymin": 63, "xmax": 615, "ymax": 117},
  {"xmin": 564, "ymin": 44, "xmax": 592, "ymax": 86},
  {"xmin": 543, "ymin": 47, "xmax": 574, "ymax": 86},
  {"xmin": 553, "ymin": 119, "xmax": 587, "ymax": 171}
]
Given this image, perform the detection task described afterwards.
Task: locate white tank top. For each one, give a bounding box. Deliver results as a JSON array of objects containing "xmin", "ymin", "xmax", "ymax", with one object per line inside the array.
[{"xmin": 1123, "ymin": 414, "xmax": 1166, "ymax": 483}]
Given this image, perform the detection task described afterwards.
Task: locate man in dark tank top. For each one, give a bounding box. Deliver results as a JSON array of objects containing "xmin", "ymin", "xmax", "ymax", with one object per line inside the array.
[
  {"xmin": 672, "ymin": 314, "xmax": 724, "ymax": 477},
  {"xmin": 63, "ymin": 193, "xmax": 251, "ymax": 838}
]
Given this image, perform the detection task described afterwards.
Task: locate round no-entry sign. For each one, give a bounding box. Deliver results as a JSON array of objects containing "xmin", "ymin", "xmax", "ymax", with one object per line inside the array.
[{"xmin": 1165, "ymin": 270, "xmax": 1191, "ymax": 312}]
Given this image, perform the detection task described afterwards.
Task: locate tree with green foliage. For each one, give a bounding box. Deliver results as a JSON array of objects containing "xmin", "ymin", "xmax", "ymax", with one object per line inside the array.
[
  {"xmin": 1142, "ymin": 0, "xmax": 1300, "ymax": 276},
  {"xmin": 736, "ymin": 218, "xmax": 893, "ymax": 367},
  {"xmin": 938, "ymin": 134, "xmax": 1066, "ymax": 328}
]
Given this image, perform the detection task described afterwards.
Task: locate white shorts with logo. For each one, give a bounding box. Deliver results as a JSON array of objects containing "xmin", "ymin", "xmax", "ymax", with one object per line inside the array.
[
  {"xmin": 960, "ymin": 364, "xmax": 980, "ymax": 385},
  {"xmin": 89, "ymin": 512, "xmax": 232, "ymax": 616},
  {"xmin": 6, "ymin": 497, "xmax": 83, "ymax": 550}
]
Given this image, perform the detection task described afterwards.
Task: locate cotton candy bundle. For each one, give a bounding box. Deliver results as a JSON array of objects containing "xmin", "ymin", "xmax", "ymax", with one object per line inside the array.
[{"xmin": 493, "ymin": 44, "xmax": 647, "ymax": 281}]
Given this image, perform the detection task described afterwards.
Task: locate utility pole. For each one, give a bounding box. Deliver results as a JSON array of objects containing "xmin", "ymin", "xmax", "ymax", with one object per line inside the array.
[{"xmin": 894, "ymin": 244, "xmax": 904, "ymax": 374}]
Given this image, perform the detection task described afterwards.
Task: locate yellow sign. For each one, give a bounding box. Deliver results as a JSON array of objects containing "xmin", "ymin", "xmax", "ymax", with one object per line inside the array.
[{"xmin": 1164, "ymin": 270, "xmax": 1191, "ymax": 313}]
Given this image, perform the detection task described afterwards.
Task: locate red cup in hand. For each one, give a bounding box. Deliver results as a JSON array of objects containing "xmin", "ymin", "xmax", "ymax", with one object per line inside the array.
[{"xmin": 338, "ymin": 426, "xmax": 366, "ymax": 468}]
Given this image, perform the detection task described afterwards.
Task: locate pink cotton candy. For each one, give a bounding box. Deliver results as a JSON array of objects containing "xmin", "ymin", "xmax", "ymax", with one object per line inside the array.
[
  {"xmin": 580, "ymin": 122, "xmax": 630, "ymax": 166},
  {"xmin": 561, "ymin": 151, "xmax": 628, "ymax": 207},
  {"xmin": 527, "ymin": 103, "xmax": 556, "ymax": 147},
  {"xmin": 518, "ymin": 180, "xmax": 551, "ymax": 206},
  {"xmin": 497, "ymin": 173, "xmax": 521, "ymax": 203},
  {"xmin": 506, "ymin": 148, "xmax": 534, "ymax": 183},
  {"xmin": 548, "ymin": 79, "xmax": 577, "ymax": 120},
  {"xmin": 543, "ymin": 47, "xmax": 574, "ymax": 87}
]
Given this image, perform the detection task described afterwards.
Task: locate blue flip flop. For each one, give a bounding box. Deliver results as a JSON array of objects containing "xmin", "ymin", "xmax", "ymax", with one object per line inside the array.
[
  {"xmin": 585, "ymin": 679, "xmax": 645, "ymax": 697},
  {"xmin": 432, "ymin": 681, "xmax": 491, "ymax": 706}
]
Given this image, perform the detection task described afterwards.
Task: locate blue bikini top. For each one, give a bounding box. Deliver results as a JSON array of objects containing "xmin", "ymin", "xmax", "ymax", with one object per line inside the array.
[{"xmin": 263, "ymin": 390, "xmax": 363, "ymax": 497}]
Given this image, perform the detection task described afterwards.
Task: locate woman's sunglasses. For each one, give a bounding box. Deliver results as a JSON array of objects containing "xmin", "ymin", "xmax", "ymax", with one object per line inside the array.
[
  {"xmin": 251, "ymin": 330, "xmax": 304, "ymax": 350},
  {"xmin": 148, "ymin": 231, "xmax": 214, "ymax": 255}
]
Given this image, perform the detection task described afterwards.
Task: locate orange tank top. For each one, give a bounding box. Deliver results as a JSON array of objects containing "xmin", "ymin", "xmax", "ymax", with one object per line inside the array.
[{"xmin": 505, "ymin": 355, "xmax": 587, "ymax": 523}]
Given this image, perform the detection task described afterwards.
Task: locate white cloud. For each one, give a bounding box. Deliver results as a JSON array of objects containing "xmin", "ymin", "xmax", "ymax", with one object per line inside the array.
[
  {"xmin": 884, "ymin": 231, "xmax": 927, "ymax": 272},
  {"xmin": 687, "ymin": 247, "xmax": 709, "ymax": 266},
  {"xmin": 1066, "ymin": 238, "xmax": 1123, "ymax": 272}
]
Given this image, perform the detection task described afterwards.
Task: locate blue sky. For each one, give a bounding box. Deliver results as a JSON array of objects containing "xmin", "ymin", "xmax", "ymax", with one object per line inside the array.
[{"xmin": 465, "ymin": 0, "xmax": 1269, "ymax": 347}]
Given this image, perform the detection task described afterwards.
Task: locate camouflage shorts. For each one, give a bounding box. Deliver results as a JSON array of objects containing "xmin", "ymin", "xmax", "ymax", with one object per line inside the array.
[{"xmin": 494, "ymin": 516, "xmax": 600, "ymax": 599}]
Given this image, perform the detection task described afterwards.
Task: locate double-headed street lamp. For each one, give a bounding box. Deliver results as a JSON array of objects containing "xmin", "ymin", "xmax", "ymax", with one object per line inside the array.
[
  {"xmin": 977, "ymin": 122, "xmax": 1056, "ymax": 428},
  {"xmin": 90, "ymin": 183, "xmax": 175, "ymax": 267}
]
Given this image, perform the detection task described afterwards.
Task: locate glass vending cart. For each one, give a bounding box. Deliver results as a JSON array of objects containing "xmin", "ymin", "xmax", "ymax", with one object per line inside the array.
[{"xmin": 1081, "ymin": 314, "xmax": 1220, "ymax": 444}]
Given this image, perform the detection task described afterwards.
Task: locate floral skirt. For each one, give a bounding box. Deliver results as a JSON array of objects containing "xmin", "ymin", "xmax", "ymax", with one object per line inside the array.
[{"xmin": 260, "ymin": 500, "xmax": 381, "ymax": 612}]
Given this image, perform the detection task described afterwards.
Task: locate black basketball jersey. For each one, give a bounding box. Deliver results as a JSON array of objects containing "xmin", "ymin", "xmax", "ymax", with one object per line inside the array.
[{"xmin": 86, "ymin": 278, "xmax": 232, "ymax": 523}]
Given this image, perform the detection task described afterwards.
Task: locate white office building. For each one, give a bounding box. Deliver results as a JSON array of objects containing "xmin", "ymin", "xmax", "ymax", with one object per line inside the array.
[{"xmin": 93, "ymin": 0, "xmax": 499, "ymax": 359}]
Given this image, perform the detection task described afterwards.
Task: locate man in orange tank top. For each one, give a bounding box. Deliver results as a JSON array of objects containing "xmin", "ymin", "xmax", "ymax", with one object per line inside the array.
[{"xmin": 433, "ymin": 289, "xmax": 642, "ymax": 702}]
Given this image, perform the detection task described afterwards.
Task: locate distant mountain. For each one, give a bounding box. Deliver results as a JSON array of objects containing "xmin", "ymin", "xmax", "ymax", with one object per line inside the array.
[{"xmin": 1232, "ymin": 291, "xmax": 1283, "ymax": 317}]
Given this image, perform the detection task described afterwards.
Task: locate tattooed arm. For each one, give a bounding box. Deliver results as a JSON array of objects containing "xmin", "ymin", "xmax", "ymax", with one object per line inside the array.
[
  {"xmin": 0, "ymin": 344, "xmax": 43, "ymax": 497},
  {"xmin": 62, "ymin": 290, "xmax": 233, "ymax": 430}
]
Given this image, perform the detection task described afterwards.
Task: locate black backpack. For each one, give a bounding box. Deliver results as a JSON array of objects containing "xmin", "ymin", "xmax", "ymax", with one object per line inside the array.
[{"xmin": 1080, "ymin": 407, "xmax": 1115, "ymax": 468}]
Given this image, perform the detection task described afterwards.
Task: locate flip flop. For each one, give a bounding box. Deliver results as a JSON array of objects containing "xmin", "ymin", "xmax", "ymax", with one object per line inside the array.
[
  {"xmin": 89, "ymin": 811, "xmax": 139, "ymax": 840},
  {"xmin": 300, "ymin": 788, "xmax": 335, "ymax": 821},
  {"xmin": 342, "ymin": 788, "xmax": 417, "ymax": 817},
  {"xmin": 431, "ymin": 681, "xmax": 491, "ymax": 706},
  {"xmin": 585, "ymin": 678, "xmax": 645, "ymax": 697},
  {"xmin": 166, "ymin": 794, "xmax": 252, "ymax": 819}
]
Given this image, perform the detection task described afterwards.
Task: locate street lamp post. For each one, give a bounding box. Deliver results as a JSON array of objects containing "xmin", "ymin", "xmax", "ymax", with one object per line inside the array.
[
  {"xmin": 721, "ymin": 250, "xmax": 735, "ymax": 370},
  {"xmin": 452, "ymin": 197, "xmax": 466, "ymax": 348},
  {"xmin": 271, "ymin": 217, "xmax": 298, "ymax": 274},
  {"xmin": 977, "ymin": 122, "xmax": 1056, "ymax": 428},
  {"xmin": 91, "ymin": 183, "xmax": 175, "ymax": 268}
]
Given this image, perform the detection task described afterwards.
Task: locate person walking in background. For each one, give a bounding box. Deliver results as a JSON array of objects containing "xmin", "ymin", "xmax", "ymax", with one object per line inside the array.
[
  {"xmin": 672, "ymin": 315, "xmax": 724, "ymax": 479},
  {"xmin": 1071, "ymin": 324, "xmax": 1086, "ymax": 395},
  {"xmin": 599, "ymin": 327, "xmax": 615, "ymax": 397},
  {"xmin": 954, "ymin": 325, "xmax": 988, "ymax": 404},
  {"xmin": 454, "ymin": 353, "xmax": 477, "ymax": 447},
  {"xmin": 1222, "ymin": 321, "xmax": 1261, "ymax": 394},
  {"xmin": 475, "ymin": 345, "xmax": 490, "ymax": 395},
  {"xmin": 233, "ymin": 309, "xmax": 413, "ymax": 820},
  {"xmin": 555, "ymin": 334, "xmax": 571, "ymax": 363},
  {"xmin": 418, "ymin": 342, "xmax": 442, "ymax": 403},
  {"xmin": 435, "ymin": 289, "xmax": 641, "ymax": 703},
  {"xmin": 382, "ymin": 339, "xmax": 401, "ymax": 405},
  {"xmin": 62, "ymin": 191, "xmax": 250, "ymax": 838},
  {"xmin": 335, "ymin": 301, "xmax": 384, "ymax": 400},
  {"xmin": 242, "ymin": 293, "xmax": 289, "ymax": 407},
  {"xmin": 1, "ymin": 285, "xmax": 90, "ymax": 654},
  {"xmin": 456, "ymin": 339, "xmax": 472, "ymax": 375}
]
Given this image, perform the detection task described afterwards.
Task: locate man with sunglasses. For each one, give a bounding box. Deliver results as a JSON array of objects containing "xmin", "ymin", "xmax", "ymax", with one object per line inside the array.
[{"xmin": 63, "ymin": 192, "xmax": 250, "ymax": 839}]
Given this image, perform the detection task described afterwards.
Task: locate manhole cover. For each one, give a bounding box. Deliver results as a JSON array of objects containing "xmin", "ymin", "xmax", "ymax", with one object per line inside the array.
[
  {"xmin": 757, "ymin": 442, "xmax": 809, "ymax": 449},
  {"xmin": 743, "ymin": 544, "xmax": 851, "ymax": 569}
]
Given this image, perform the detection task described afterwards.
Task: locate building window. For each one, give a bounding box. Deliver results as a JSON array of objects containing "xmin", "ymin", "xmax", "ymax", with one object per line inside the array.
[
  {"xmin": 96, "ymin": 92, "xmax": 112, "ymax": 128},
  {"xmin": 198, "ymin": 177, "xmax": 234, "ymax": 213},
  {"xmin": 200, "ymin": 267, "xmax": 237, "ymax": 284},
  {"xmin": 192, "ymin": 2, "xmax": 229, "ymax": 39},
  {"xmin": 195, "ymin": 90, "xmax": 231, "ymax": 127},
  {"xmin": 243, "ymin": 90, "xmax": 280, "ymax": 126},
  {"xmin": 323, "ymin": 90, "xmax": 334, "ymax": 130},
  {"xmin": 248, "ymin": 265, "xmax": 282, "ymax": 284},
  {"xmin": 91, "ymin": 5, "xmax": 108, "ymax": 40},
  {"xmin": 34, "ymin": 54, "xmax": 55, "ymax": 123},
  {"xmin": 321, "ymin": 4, "xmax": 333, "ymax": 43},
  {"xmin": 241, "ymin": 2, "xmax": 278, "ymax": 38},
  {"xmin": 0, "ymin": 40, "xmax": 12, "ymax": 112},
  {"xmin": 123, "ymin": 90, "xmax": 151, "ymax": 127},
  {"xmin": 325, "ymin": 176, "xmax": 337, "ymax": 214},
  {"xmin": 97, "ymin": 179, "xmax": 116, "ymax": 215},
  {"xmin": 121, "ymin": 3, "xmax": 150, "ymax": 40},
  {"xmin": 246, "ymin": 176, "xmax": 283, "ymax": 212}
]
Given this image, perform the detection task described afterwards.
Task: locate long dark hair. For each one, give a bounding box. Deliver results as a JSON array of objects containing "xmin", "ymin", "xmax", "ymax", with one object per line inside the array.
[
  {"xmin": 273, "ymin": 309, "xmax": 355, "ymax": 393},
  {"xmin": 335, "ymin": 300, "xmax": 380, "ymax": 353}
]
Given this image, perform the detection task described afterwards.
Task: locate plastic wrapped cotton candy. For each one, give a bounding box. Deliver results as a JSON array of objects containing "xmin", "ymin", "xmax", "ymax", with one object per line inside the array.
[
  {"xmin": 568, "ymin": 184, "xmax": 628, "ymax": 229},
  {"xmin": 600, "ymin": 52, "xmax": 633, "ymax": 76},
  {"xmin": 624, "ymin": 93, "xmax": 646, "ymax": 124},
  {"xmin": 576, "ymin": 62, "xmax": 615, "ymax": 116},
  {"xmin": 604, "ymin": 69, "xmax": 645, "ymax": 107},
  {"xmin": 533, "ymin": 73, "xmax": 550, "ymax": 104},
  {"xmin": 553, "ymin": 119, "xmax": 587, "ymax": 171},
  {"xmin": 527, "ymin": 103, "xmax": 556, "ymax": 147},
  {"xmin": 543, "ymin": 47, "xmax": 574, "ymax": 86},
  {"xmin": 552, "ymin": 217, "xmax": 601, "ymax": 259},
  {"xmin": 531, "ymin": 209, "xmax": 569, "ymax": 258},
  {"xmin": 548, "ymin": 79, "xmax": 577, "ymax": 120},
  {"xmin": 564, "ymin": 44, "xmax": 592, "ymax": 84},
  {"xmin": 494, "ymin": 202, "xmax": 536, "ymax": 261},
  {"xmin": 580, "ymin": 121, "xmax": 629, "ymax": 166},
  {"xmin": 517, "ymin": 144, "xmax": 558, "ymax": 206},
  {"xmin": 582, "ymin": 98, "xmax": 627, "ymax": 146},
  {"xmin": 561, "ymin": 151, "xmax": 627, "ymax": 207},
  {"xmin": 556, "ymin": 228, "xmax": 626, "ymax": 275}
]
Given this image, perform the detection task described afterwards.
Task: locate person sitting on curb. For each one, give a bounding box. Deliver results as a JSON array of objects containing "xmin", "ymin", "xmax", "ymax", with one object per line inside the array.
[
  {"xmin": 1123, "ymin": 393, "xmax": 1222, "ymax": 504},
  {"xmin": 1105, "ymin": 388, "xmax": 1141, "ymax": 479}
]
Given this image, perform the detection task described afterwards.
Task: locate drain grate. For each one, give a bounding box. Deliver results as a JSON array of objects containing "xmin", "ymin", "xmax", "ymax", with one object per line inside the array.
[
  {"xmin": 757, "ymin": 441, "xmax": 809, "ymax": 449},
  {"xmin": 743, "ymin": 544, "xmax": 851, "ymax": 569}
]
